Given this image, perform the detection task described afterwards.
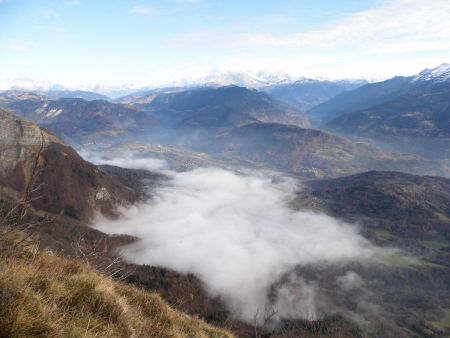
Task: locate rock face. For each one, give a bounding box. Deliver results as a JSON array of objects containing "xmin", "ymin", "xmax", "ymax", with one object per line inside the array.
[
  {"xmin": 0, "ymin": 109, "xmax": 137, "ymax": 221},
  {"xmin": 0, "ymin": 107, "xmax": 61, "ymax": 166}
]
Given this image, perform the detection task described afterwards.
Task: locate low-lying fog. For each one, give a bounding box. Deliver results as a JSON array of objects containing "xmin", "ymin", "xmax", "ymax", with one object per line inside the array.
[{"xmin": 89, "ymin": 153, "xmax": 390, "ymax": 323}]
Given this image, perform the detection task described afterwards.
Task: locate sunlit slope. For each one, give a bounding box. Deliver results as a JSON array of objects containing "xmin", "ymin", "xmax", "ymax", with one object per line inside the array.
[{"xmin": 0, "ymin": 227, "xmax": 234, "ymax": 338}]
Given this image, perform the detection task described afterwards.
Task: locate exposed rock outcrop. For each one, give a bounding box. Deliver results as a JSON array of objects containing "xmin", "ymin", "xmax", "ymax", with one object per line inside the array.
[{"xmin": 0, "ymin": 108, "xmax": 137, "ymax": 221}]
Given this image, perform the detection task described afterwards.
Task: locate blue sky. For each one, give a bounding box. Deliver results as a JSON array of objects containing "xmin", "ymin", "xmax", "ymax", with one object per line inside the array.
[{"xmin": 0, "ymin": 0, "xmax": 449, "ymax": 88}]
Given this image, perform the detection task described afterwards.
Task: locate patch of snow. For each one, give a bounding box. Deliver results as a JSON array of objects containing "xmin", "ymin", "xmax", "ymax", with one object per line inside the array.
[
  {"xmin": 45, "ymin": 108, "xmax": 63, "ymax": 118},
  {"xmin": 412, "ymin": 63, "xmax": 450, "ymax": 83},
  {"xmin": 36, "ymin": 102, "xmax": 50, "ymax": 115},
  {"xmin": 402, "ymin": 112, "xmax": 423, "ymax": 117}
]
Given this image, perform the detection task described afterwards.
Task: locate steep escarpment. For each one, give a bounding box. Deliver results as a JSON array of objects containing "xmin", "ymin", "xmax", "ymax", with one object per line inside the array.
[
  {"xmin": 0, "ymin": 108, "xmax": 137, "ymax": 221},
  {"xmin": 0, "ymin": 109, "xmax": 237, "ymax": 337}
]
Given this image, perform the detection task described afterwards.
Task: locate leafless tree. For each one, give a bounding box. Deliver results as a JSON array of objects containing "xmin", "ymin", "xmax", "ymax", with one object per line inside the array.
[
  {"xmin": 70, "ymin": 233, "xmax": 130, "ymax": 280},
  {"xmin": 253, "ymin": 306, "xmax": 278, "ymax": 338}
]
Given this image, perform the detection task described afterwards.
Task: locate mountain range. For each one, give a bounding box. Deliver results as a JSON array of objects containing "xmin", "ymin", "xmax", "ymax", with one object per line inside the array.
[
  {"xmin": 0, "ymin": 91, "xmax": 160, "ymax": 145},
  {"xmin": 1, "ymin": 70, "xmax": 368, "ymax": 99},
  {"xmin": 3, "ymin": 84, "xmax": 449, "ymax": 178},
  {"xmin": 307, "ymin": 63, "xmax": 450, "ymax": 126},
  {"xmin": 264, "ymin": 78, "xmax": 367, "ymax": 113},
  {"xmin": 121, "ymin": 85, "xmax": 309, "ymax": 128},
  {"xmin": 211, "ymin": 122, "xmax": 448, "ymax": 178},
  {"xmin": 1, "ymin": 106, "xmax": 450, "ymax": 337},
  {"xmin": 306, "ymin": 64, "xmax": 450, "ymax": 160},
  {"xmin": 1, "ymin": 64, "xmax": 450, "ymax": 336}
]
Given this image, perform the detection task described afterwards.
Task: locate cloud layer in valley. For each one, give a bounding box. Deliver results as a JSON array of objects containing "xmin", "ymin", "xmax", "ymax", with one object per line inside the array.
[{"xmin": 93, "ymin": 155, "xmax": 389, "ymax": 322}]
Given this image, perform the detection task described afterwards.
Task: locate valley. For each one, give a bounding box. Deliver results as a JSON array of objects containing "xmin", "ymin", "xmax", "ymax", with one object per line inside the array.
[
  {"xmin": 3, "ymin": 1, "xmax": 450, "ymax": 336},
  {"xmin": 1, "ymin": 62, "xmax": 450, "ymax": 337}
]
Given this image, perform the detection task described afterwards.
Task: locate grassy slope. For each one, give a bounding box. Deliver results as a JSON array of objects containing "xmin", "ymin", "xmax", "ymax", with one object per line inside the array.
[{"xmin": 0, "ymin": 227, "xmax": 233, "ymax": 338}]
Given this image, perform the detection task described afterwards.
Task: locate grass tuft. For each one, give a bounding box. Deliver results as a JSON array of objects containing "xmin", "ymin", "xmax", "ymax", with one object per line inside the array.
[{"xmin": 0, "ymin": 225, "xmax": 234, "ymax": 338}]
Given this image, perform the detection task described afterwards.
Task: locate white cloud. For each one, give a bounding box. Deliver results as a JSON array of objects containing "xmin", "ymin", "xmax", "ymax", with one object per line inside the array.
[
  {"xmin": 231, "ymin": 0, "xmax": 450, "ymax": 53},
  {"xmin": 129, "ymin": 4, "xmax": 153, "ymax": 17},
  {"xmin": 0, "ymin": 76, "xmax": 54, "ymax": 91},
  {"xmin": 161, "ymin": 0, "xmax": 450, "ymax": 81},
  {"xmin": 93, "ymin": 155, "xmax": 392, "ymax": 323},
  {"xmin": 167, "ymin": 0, "xmax": 450, "ymax": 56}
]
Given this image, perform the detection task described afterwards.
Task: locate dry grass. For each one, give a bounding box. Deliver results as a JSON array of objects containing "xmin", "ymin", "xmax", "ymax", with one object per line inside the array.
[{"xmin": 0, "ymin": 226, "xmax": 234, "ymax": 338}]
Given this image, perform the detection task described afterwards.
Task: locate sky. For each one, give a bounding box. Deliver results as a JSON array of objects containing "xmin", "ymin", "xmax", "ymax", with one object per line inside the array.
[{"xmin": 0, "ymin": 0, "xmax": 450, "ymax": 89}]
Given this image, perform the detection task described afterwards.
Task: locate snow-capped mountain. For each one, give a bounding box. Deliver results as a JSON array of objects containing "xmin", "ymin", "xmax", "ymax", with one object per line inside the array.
[
  {"xmin": 0, "ymin": 78, "xmax": 148, "ymax": 99},
  {"xmin": 306, "ymin": 62, "xmax": 450, "ymax": 127},
  {"xmin": 87, "ymin": 84, "xmax": 153, "ymax": 99},
  {"xmin": 164, "ymin": 70, "xmax": 297, "ymax": 89},
  {"xmin": 412, "ymin": 63, "xmax": 450, "ymax": 83},
  {"xmin": 2, "ymin": 64, "xmax": 448, "ymax": 100},
  {"xmin": 264, "ymin": 78, "xmax": 368, "ymax": 113}
]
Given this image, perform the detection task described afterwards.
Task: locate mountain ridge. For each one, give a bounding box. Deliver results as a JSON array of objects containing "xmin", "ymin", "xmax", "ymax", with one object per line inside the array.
[{"xmin": 306, "ymin": 63, "xmax": 450, "ymax": 126}]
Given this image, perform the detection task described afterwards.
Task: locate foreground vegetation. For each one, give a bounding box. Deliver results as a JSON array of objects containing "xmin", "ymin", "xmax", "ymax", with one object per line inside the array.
[{"xmin": 0, "ymin": 225, "xmax": 233, "ymax": 338}]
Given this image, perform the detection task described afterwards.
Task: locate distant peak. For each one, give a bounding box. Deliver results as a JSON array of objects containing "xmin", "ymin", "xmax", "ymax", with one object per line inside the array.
[
  {"xmin": 164, "ymin": 70, "xmax": 296, "ymax": 89},
  {"xmin": 412, "ymin": 63, "xmax": 450, "ymax": 83}
]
